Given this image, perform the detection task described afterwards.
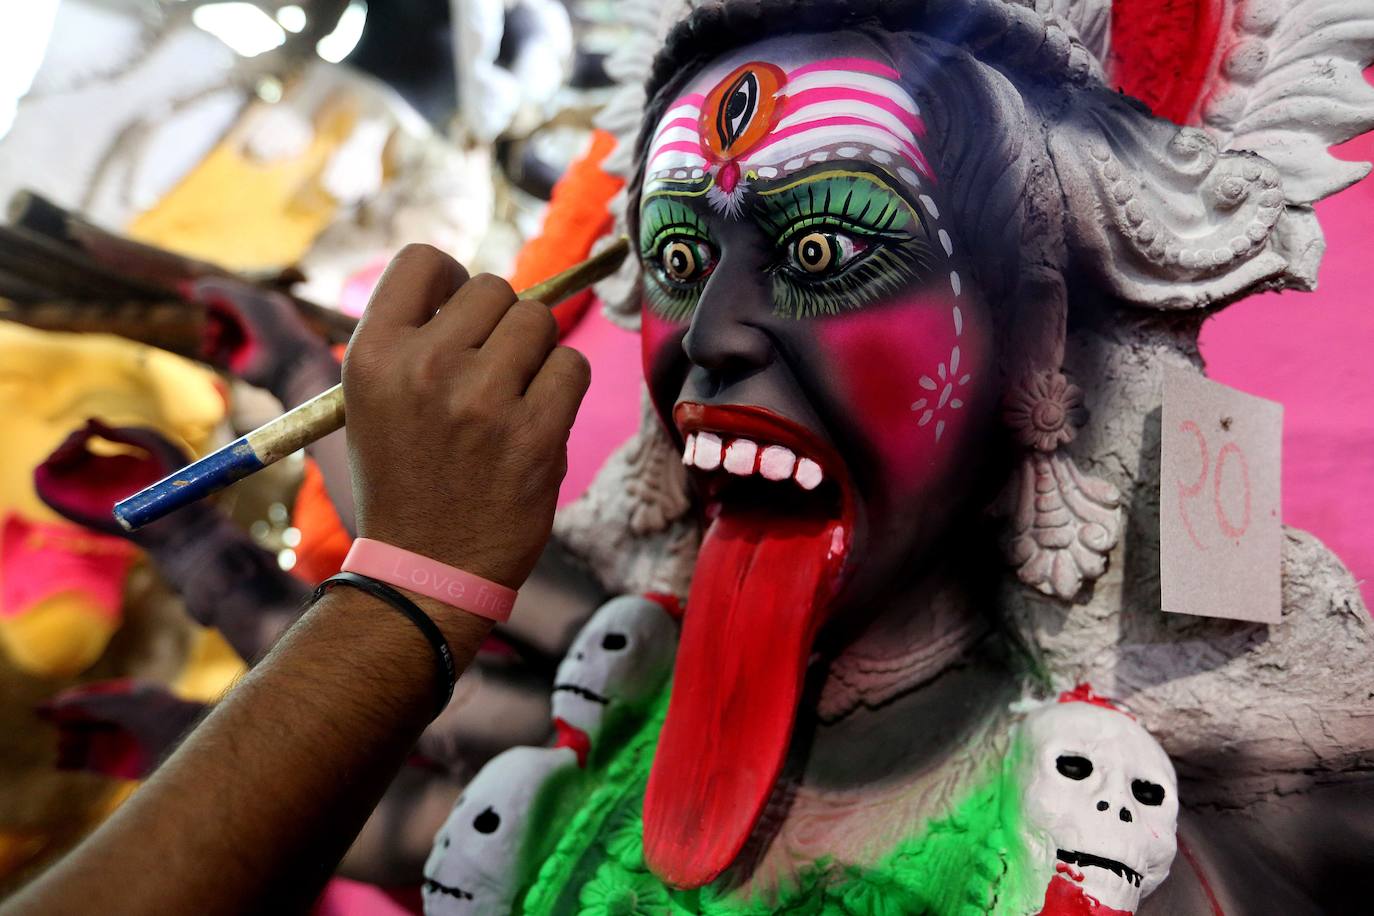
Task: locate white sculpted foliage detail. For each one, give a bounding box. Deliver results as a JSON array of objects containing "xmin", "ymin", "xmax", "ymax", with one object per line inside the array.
[
  {"xmin": 1016, "ymin": 693, "xmax": 1179, "ymax": 914},
  {"xmin": 996, "ymin": 450, "xmax": 1123, "ymax": 601}
]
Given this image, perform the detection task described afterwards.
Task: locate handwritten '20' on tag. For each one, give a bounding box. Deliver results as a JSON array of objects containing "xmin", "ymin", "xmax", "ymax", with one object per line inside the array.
[{"xmin": 1160, "ymin": 367, "xmax": 1283, "ymax": 625}]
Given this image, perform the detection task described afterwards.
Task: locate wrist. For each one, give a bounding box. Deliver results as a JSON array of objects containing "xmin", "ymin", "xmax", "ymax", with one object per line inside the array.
[{"xmin": 391, "ymin": 584, "xmax": 496, "ymax": 656}]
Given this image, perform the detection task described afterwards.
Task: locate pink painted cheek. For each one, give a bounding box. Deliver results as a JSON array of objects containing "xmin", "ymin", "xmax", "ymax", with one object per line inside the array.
[{"xmin": 816, "ymin": 293, "xmax": 991, "ymax": 497}]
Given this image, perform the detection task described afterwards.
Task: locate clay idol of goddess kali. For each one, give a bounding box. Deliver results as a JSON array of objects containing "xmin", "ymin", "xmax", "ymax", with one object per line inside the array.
[{"xmin": 421, "ymin": 1, "xmax": 1374, "ymax": 913}]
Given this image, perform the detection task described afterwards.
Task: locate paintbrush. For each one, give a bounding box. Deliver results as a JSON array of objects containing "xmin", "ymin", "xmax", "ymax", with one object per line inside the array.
[{"xmin": 113, "ymin": 239, "xmax": 630, "ymax": 531}]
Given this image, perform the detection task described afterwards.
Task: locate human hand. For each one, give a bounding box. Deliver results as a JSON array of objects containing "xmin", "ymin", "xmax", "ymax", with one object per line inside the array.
[
  {"xmin": 37, "ymin": 679, "xmax": 205, "ymax": 780},
  {"xmin": 190, "ymin": 276, "xmax": 333, "ymax": 394},
  {"xmin": 343, "ymin": 245, "xmax": 591, "ymax": 591}
]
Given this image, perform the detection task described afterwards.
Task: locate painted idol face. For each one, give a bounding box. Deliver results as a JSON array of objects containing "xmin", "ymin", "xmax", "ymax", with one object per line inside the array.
[{"xmin": 637, "ymin": 32, "xmax": 1006, "ymax": 889}]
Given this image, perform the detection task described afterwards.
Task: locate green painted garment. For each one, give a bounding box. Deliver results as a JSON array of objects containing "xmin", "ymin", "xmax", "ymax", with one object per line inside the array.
[{"xmin": 518, "ymin": 692, "xmax": 1040, "ymax": 916}]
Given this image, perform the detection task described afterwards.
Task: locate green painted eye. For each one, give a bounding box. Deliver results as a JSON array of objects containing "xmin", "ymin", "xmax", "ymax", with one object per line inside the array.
[
  {"xmin": 788, "ymin": 230, "xmax": 860, "ymax": 276},
  {"xmin": 754, "ymin": 172, "xmax": 935, "ymax": 317},
  {"xmin": 794, "ymin": 232, "xmax": 832, "ymax": 272},
  {"xmin": 659, "ymin": 238, "xmax": 712, "ymax": 285}
]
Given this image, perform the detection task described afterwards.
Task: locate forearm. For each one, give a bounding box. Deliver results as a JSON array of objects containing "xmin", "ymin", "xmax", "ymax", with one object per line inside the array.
[{"xmin": 4, "ymin": 587, "xmax": 490, "ymax": 916}]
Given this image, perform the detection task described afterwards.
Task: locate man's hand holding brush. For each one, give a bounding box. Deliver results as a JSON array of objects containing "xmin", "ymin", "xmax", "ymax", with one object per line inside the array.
[{"xmin": 346, "ymin": 244, "xmax": 590, "ymax": 639}]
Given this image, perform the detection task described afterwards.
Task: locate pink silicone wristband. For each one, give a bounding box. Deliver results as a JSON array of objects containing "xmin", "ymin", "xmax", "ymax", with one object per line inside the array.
[{"xmin": 341, "ymin": 538, "xmax": 517, "ymax": 622}]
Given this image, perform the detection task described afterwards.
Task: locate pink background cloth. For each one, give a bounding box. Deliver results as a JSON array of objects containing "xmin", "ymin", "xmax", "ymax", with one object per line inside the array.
[
  {"xmin": 1200, "ymin": 132, "xmax": 1374, "ymax": 607},
  {"xmin": 313, "ymin": 879, "xmax": 415, "ymax": 916},
  {"xmin": 558, "ymin": 137, "xmax": 1374, "ymax": 609}
]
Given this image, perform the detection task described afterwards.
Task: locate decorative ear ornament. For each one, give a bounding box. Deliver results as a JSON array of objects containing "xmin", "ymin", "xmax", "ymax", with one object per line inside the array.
[{"xmin": 994, "ymin": 370, "xmax": 1122, "ymax": 601}]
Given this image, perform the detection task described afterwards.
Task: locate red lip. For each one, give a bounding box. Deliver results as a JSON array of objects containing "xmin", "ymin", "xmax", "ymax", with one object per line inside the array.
[
  {"xmin": 673, "ymin": 401, "xmax": 858, "ymax": 572},
  {"xmin": 673, "ymin": 402, "xmax": 848, "ymax": 483}
]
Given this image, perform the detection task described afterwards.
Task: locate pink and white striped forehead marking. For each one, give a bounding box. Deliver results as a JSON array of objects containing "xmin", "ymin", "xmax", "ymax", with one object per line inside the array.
[{"xmin": 644, "ymin": 56, "xmax": 931, "ymax": 194}]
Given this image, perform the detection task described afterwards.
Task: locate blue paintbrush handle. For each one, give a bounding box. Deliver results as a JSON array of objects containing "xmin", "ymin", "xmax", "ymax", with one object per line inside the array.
[
  {"xmin": 114, "ymin": 385, "xmax": 345, "ymax": 530},
  {"xmin": 113, "ymin": 437, "xmax": 266, "ymax": 530}
]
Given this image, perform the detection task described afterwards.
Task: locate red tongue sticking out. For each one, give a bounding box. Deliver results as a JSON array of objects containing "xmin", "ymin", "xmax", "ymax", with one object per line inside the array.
[{"xmin": 643, "ymin": 501, "xmax": 848, "ymax": 889}]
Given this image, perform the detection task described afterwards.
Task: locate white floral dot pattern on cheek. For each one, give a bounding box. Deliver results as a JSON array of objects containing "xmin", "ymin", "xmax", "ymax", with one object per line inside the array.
[
  {"xmin": 912, "ymin": 343, "xmax": 972, "ymax": 442},
  {"xmin": 902, "ymin": 189, "xmax": 969, "ymax": 446}
]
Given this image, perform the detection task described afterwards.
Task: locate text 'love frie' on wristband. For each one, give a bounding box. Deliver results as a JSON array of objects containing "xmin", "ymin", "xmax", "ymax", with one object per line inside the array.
[{"xmin": 340, "ymin": 538, "xmax": 518, "ymax": 623}]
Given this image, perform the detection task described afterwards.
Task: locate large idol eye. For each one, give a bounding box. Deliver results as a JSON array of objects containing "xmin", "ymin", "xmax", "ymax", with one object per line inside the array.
[
  {"xmin": 787, "ymin": 231, "xmax": 861, "ymax": 276},
  {"xmin": 757, "ymin": 173, "xmax": 934, "ymax": 318},
  {"xmin": 659, "ymin": 238, "xmax": 713, "ymax": 285}
]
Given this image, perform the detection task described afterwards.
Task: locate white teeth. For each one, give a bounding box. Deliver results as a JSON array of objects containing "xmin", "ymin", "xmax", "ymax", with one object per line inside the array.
[
  {"xmin": 759, "ymin": 445, "xmax": 796, "ymax": 481},
  {"xmin": 687, "ymin": 433, "xmax": 827, "ymax": 491},
  {"xmin": 794, "ymin": 458, "xmax": 824, "ymax": 491},
  {"xmin": 693, "ymin": 432, "xmax": 722, "ymax": 471},
  {"xmin": 723, "ymin": 438, "xmax": 758, "ymax": 475}
]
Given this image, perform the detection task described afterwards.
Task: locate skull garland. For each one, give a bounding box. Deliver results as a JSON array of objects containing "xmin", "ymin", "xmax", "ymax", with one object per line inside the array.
[
  {"xmin": 550, "ymin": 594, "xmax": 679, "ymax": 761},
  {"xmin": 1015, "ymin": 686, "xmax": 1178, "ymax": 915},
  {"xmin": 423, "ymin": 745, "xmax": 578, "ymax": 916}
]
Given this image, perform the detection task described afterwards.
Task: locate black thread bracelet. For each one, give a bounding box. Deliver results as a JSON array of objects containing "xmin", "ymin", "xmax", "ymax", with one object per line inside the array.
[{"xmin": 313, "ymin": 571, "xmax": 456, "ymax": 718}]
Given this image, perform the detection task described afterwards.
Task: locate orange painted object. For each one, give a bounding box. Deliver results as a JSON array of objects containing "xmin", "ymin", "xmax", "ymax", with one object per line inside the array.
[
  {"xmin": 292, "ymin": 460, "xmax": 352, "ymax": 583},
  {"xmin": 509, "ymin": 130, "xmax": 625, "ymax": 336}
]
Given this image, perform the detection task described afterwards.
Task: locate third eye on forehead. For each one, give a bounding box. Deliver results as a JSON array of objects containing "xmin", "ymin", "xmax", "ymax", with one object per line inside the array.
[{"xmin": 644, "ymin": 52, "xmax": 930, "ymax": 199}]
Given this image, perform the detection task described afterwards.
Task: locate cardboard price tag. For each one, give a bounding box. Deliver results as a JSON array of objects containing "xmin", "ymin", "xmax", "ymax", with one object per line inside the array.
[{"xmin": 1160, "ymin": 368, "xmax": 1283, "ymax": 624}]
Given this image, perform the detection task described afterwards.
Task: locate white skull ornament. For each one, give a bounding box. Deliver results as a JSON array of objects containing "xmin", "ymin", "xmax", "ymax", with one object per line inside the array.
[
  {"xmin": 1016, "ymin": 689, "xmax": 1179, "ymax": 914},
  {"xmin": 550, "ymin": 594, "xmax": 678, "ymax": 743},
  {"xmin": 423, "ymin": 745, "xmax": 577, "ymax": 915}
]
